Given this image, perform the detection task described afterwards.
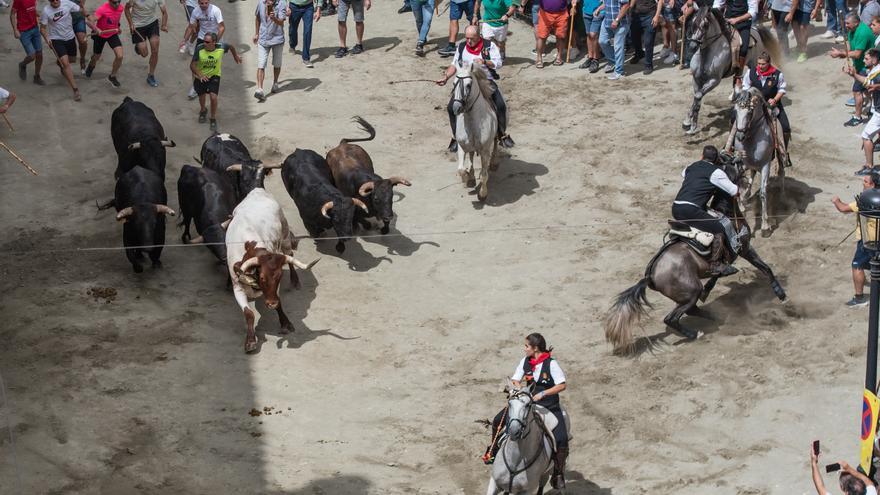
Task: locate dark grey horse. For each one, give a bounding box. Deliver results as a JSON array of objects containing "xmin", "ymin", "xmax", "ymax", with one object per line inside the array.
[
  {"xmin": 682, "ymin": 6, "xmax": 780, "ymax": 134},
  {"xmin": 604, "ymin": 161, "xmax": 787, "ymax": 355}
]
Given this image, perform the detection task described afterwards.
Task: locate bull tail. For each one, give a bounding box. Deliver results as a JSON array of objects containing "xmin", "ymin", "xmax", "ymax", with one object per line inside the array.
[
  {"xmin": 340, "ymin": 116, "xmax": 376, "ymax": 144},
  {"xmin": 96, "ymin": 199, "xmax": 115, "ymax": 211},
  {"xmin": 604, "ymin": 278, "xmax": 652, "ymax": 355},
  {"xmin": 756, "ymin": 26, "xmax": 782, "ymax": 68}
]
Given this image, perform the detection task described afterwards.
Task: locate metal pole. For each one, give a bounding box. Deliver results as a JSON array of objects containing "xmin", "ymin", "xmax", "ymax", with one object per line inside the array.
[{"xmin": 868, "ymin": 256, "xmax": 880, "ymax": 393}]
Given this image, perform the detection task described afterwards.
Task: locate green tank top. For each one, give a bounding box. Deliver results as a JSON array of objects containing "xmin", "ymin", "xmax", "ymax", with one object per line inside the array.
[{"xmin": 195, "ymin": 44, "xmax": 229, "ymax": 78}]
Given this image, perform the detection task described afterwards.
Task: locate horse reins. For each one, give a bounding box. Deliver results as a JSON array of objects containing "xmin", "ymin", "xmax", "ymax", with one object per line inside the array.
[
  {"xmin": 500, "ymin": 393, "xmax": 552, "ymax": 493},
  {"xmin": 451, "ymin": 76, "xmax": 477, "ymax": 113}
]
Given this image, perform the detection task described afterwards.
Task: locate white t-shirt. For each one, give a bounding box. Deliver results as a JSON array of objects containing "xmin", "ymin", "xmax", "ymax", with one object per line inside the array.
[
  {"xmin": 451, "ymin": 40, "xmax": 503, "ymax": 80},
  {"xmin": 511, "ymin": 358, "xmax": 566, "ymax": 384},
  {"xmin": 40, "ymin": 0, "xmax": 81, "ymax": 41},
  {"xmin": 827, "ymin": 487, "xmax": 877, "ymax": 495},
  {"xmin": 128, "ymin": 0, "xmax": 165, "ymax": 28},
  {"xmin": 189, "ymin": 4, "xmax": 223, "ymax": 40},
  {"xmin": 0, "ymin": 88, "xmax": 9, "ymax": 101}
]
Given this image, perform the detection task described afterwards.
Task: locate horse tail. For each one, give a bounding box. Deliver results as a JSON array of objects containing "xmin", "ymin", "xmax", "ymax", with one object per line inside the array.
[
  {"xmin": 604, "ymin": 278, "xmax": 652, "ymax": 355},
  {"xmin": 340, "ymin": 116, "xmax": 376, "ymax": 144},
  {"xmin": 756, "ymin": 26, "xmax": 782, "ymax": 67}
]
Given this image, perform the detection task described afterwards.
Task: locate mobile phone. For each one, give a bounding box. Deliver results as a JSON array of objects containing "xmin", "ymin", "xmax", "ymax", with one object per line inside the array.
[
  {"xmin": 826, "ymin": 463, "xmax": 841, "ymax": 473},
  {"xmin": 813, "ymin": 440, "xmax": 820, "ymax": 456}
]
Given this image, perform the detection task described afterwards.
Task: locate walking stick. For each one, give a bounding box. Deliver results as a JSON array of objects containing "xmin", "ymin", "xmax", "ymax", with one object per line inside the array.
[
  {"xmin": 679, "ymin": 8, "xmax": 689, "ymax": 69},
  {"xmin": 839, "ymin": 7, "xmax": 852, "ymax": 70},
  {"xmin": 565, "ymin": 9, "xmax": 576, "ymax": 63},
  {"xmin": 0, "ymin": 140, "xmax": 38, "ymax": 175},
  {"xmin": 2, "ymin": 115, "xmax": 13, "ymax": 132}
]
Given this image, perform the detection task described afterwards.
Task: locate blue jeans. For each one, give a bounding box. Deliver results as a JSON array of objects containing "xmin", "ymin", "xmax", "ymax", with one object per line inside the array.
[
  {"xmin": 411, "ymin": 0, "xmax": 434, "ymax": 42},
  {"xmin": 825, "ymin": 0, "xmax": 846, "ymax": 34},
  {"xmin": 599, "ymin": 21, "xmax": 629, "ymax": 74},
  {"xmin": 288, "ymin": 2, "xmax": 314, "ymax": 61},
  {"xmin": 630, "ymin": 13, "xmax": 656, "ymax": 68}
]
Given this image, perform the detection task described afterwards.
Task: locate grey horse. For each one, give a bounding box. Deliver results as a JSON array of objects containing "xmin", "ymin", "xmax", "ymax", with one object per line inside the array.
[
  {"xmin": 450, "ymin": 61, "xmax": 499, "ymax": 202},
  {"xmin": 682, "ymin": 6, "xmax": 780, "ymax": 134},
  {"xmin": 486, "ymin": 384, "xmax": 556, "ymax": 495}
]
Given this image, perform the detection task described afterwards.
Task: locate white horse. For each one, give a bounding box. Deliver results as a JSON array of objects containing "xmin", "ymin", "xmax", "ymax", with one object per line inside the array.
[
  {"xmin": 486, "ymin": 385, "xmax": 556, "ymax": 495},
  {"xmin": 450, "ymin": 61, "xmax": 498, "ymax": 202}
]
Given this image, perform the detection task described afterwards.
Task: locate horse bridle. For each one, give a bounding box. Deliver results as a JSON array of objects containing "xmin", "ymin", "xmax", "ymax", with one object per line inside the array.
[
  {"xmin": 505, "ymin": 391, "xmax": 533, "ymax": 439},
  {"xmin": 688, "ymin": 8, "xmax": 724, "ymax": 47},
  {"xmin": 451, "ymin": 74, "xmax": 476, "ymax": 114},
  {"xmin": 734, "ymin": 94, "xmax": 762, "ymax": 137},
  {"xmin": 500, "ymin": 390, "xmax": 551, "ymax": 493}
]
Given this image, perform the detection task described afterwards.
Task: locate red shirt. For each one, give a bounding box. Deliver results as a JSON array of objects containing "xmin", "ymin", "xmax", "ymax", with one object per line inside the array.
[
  {"xmin": 95, "ymin": 1, "xmax": 124, "ymax": 38},
  {"xmin": 12, "ymin": 0, "xmax": 37, "ymax": 32}
]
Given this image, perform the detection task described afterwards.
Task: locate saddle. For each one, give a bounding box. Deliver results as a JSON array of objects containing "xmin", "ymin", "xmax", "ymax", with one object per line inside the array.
[
  {"xmin": 534, "ymin": 405, "xmax": 572, "ymax": 454},
  {"xmin": 667, "ymin": 220, "xmax": 714, "ymax": 257},
  {"xmin": 728, "ymin": 26, "xmax": 760, "ymax": 73}
]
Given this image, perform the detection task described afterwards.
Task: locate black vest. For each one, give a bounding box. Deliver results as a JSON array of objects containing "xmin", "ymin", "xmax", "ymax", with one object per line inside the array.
[
  {"xmin": 457, "ymin": 39, "xmax": 500, "ymax": 80},
  {"xmin": 724, "ymin": 0, "xmax": 749, "ymax": 18},
  {"xmin": 523, "ymin": 357, "xmax": 560, "ymax": 408},
  {"xmin": 674, "ymin": 160, "xmax": 723, "ymax": 209},
  {"xmin": 869, "ymin": 69, "xmax": 880, "ymax": 110},
  {"xmin": 749, "ymin": 69, "xmax": 782, "ymax": 107}
]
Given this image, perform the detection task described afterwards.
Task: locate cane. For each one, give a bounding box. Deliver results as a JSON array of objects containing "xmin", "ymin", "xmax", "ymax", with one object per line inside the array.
[
  {"xmin": 679, "ymin": 7, "xmax": 689, "ymax": 69},
  {"xmin": 839, "ymin": 7, "xmax": 852, "ymax": 70},
  {"xmin": 2, "ymin": 115, "xmax": 13, "ymax": 132},
  {"xmin": 565, "ymin": 8, "xmax": 576, "ymax": 63},
  {"xmin": 0, "ymin": 140, "xmax": 38, "ymax": 175}
]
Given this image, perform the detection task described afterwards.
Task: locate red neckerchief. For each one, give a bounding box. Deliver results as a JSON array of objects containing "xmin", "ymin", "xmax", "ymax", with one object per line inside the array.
[
  {"xmin": 756, "ymin": 64, "xmax": 777, "ymax": 77},
  {"xmin": 465, "ymin": 39, "xmax": 484, "ymax": 56},
  {"xmin": 529, "ymin": 352, "xmax": 551, "ymax": 368}
]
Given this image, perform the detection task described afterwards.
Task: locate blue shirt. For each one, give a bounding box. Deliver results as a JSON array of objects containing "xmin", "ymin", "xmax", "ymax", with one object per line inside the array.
[
  {"xmin": 602, "ymin": 0, "xmax": 628, "ymax": 26},
  {"xmin": 582, "ymin": 0, "xmax": 603, "ymax": 16}
]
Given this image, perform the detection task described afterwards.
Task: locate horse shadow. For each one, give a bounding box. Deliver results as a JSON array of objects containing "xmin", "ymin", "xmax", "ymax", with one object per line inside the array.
[
  {"xmin": 251, "ymin": 267, "xmax": 323, "ymax": 352},
  {"xmin": 564, "ymin": 471, "xmax": 614, "ymax": 494},
  {"xmin": 748, "ymin": 176, "xmax": 822, "ymax": 235},
  {"xmin": 473, "ymin": 156, "xmax": 548, "ymax": 208},
  {"xmin": 314, "ymin": 236, "xmax": 393, "ymax": 272},
  {"xmin": 265, "ymin": 475, "xmax": 373, "ymax": 494}
]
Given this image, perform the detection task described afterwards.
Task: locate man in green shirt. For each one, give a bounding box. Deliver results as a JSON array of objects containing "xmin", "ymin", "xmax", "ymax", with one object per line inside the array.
[
  {"xmin": 830, "ymin": 12, "xmax": 876, "ymax": 126},
  {"xmin": 190, "ymin": 32, "xmax": 241, "ymax": 131},
  {"xmin": 475, "ymin": 0, "xmax": 518, "ymax": 59}
]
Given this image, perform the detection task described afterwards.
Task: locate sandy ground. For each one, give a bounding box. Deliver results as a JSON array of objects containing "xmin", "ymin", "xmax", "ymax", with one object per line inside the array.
[{"xmin": 0, "ymin": 1, "xmax": 878, "ymax": 493}]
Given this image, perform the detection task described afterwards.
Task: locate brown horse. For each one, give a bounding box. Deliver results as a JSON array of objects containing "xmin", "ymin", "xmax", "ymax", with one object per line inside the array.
[{"xmin": 604, "ymin": 161, "xmax": 787, "ymax": 355}]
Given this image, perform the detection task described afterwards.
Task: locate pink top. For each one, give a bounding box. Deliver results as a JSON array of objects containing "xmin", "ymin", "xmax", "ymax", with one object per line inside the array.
[{"xmin": 94, "ymin": 2, "xmax": 123, "ymax": 38}]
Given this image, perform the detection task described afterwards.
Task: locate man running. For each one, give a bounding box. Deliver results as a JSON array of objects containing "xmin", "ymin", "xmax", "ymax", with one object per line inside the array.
[
  {"xmin": 69, "ymin": 0, "xmax": 89, "ymax": 74},
  {"xmin": 333, "ymin": 0, "xmax": 369, "ymax": 57},
  {"xmin": 184, "ymin": 0, "xmax": 224, "ymax": 98},
  {"xmin": 85, "ymin": 0, "xmax": 125, "ymax": 87},
  {"xmin": 253, "ymin": 0, "xmax": 287, "ymax": 100},
  {"xmin": 125, "ymin": 0, "xmax": 168, "ymax": 86},
  {"xmin": 39, "ymin": 0, "xmax": 86, "ymax": 100},
  {"xmin": 179, "ymin": 0, "xmax": 197, "ymax": 53},
  {"xmin": 11, "ymin": 0, "xmax": 46, "ymax": 85},
  {"xmin": 190, "ymin": 31, "xmax": 241, "ymax": 131}
]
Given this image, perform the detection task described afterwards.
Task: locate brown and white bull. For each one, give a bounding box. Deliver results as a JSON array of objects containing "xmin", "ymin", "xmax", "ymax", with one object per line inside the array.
[{"xmin": 226, "ymin": 186, "xmax": 318, "ymax": 353}]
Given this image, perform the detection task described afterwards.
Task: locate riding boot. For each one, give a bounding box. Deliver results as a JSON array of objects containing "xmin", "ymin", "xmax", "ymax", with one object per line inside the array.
[
  {"xmin": 551, "ymin": 446, "xmax": 568, "ymax": 489},
  {"xmin": 709, "ymin": 236, "xmax": 738, "ymax": 277}
]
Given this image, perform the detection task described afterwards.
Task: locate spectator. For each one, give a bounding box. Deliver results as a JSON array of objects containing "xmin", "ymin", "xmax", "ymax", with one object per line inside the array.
[
  {"xmin": 0, "ymin": 88, "xmax": 16, "ymax": 114},
  {"xmin": 476, "ymin": 0, "xmax": 518, "ymax": 59},
  {"xmin": 11, "ymin": 0, "xmax": 45, "ymax": 85},
  {"xmin": 811, "ymin": 444, "xmax": 878, "ymax": 493},
  {"xmin": 832, "ymin": 172, "xmax": 880, "ymax": 306},
  {"xmin": 184, "ymin": 0, "xmax": 225, "ymax": 98},
  {"xmin": 829, "ymin": 12, "xmax": 875, "ymax": 127},
  {"xmin": 190, "ymin": 31, "xmax": 241, "ymax": 131},
  {"xmin": 410, "ymin": 0, "xmax": 433, "ymax": 56},
  {"xmin": 659, "ymin": 0, "xmax": 682, "ymax": 65},
  {"xmin": 790, "ymin": 0, "xmax": 820, "ymax": 62},
  {"xmin": 320, "ymin": 0, "xmax": 335, "ymax": 15},
  {"xmin": 576, "ymin": 0, "xmax": 603, "ymax": 71},
  {"xmin": 288, "ymin": 0, "xmax": 320, "ymax": 67},
  {"xmin": 680, "ymin": 0, "xmax": 695, "ymax": 68},
  {"xmin": 68, "ymin": 0, "xmax": 89, "ymax": 74},
  {"xmin": 399, "ymin": 0, "xmax": 412, "ymax": 13},
  {"xmin": 535, "ymin": 0, "xmax": 573, "ymax": 67},
  {"xmin": 85, "ymin": 0, "xmax": 125, "ymax": 87},
  {"xmin": 125, "ymin": 0, "xmax": 168, "ymax": 87},
  {"xmin": 437, "ymin": 0, "xmax": 476, "ymax": 57},
  {"xmin": 39, "ymin": 0, "xmax": 83, "ymax": 101},
  {"xmin": 178, "ymin": 0, "xmax": 198, "ymax": 53},
  {"xmin": 822, "ymin": 0, "xmax": 847, "ymax": 42},
  {"xmin": 845, "ymin": 48, "xmax": 880, "ymax": 175},
  {"xmin": 628, "ymin": 0, "xmax": 662, "ymax": 74},
  {"xmin": 254, "ymin": 0, "xmax": 287, "ymax": 100},
  {"xmin": 334, "ymin": 0, "xmax": 370, "ymax": 57},
  {"xmin": 769, "ymin": 0, "xmax": 791, "ymax": 57},
  {"xmin": 861, "ymin": 0, "xmax": 880, "ymax": 26},
  {"xmin": 598, "ymin": 0, "xmax": 630, "ymax": 79}
]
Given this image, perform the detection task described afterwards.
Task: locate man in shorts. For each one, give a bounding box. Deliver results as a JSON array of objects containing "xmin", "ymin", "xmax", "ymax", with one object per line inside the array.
[
  {"xmin": 535, "ymin": 0, "xmax": 573, "ymax": 67},
  {"xmin": 475, "ymin": 0, "xmax": 517, "ymax": 59},
  {"xmin": 68, "ymin": 0, "xmax": 89, "ymax": 73},
  {"xmin": 846, "ymin": 49, "xmax": 880, "ymax": 175},
  {"xmin": 125, "ymin": 0, "xmax": 168, "ymax": 86},
  {"xmin": 333, "ymin": 0, "xmax": 370, "ymax": 57},
  {"xmin": 184, "ymin": 0, "xmax": 224, "ymax": 98},
  {"xmin": 11, "ymin": 0, "xmax": 46, "ymax": 84},
  {"xmin": 179, "ymin": 0, "xmax": 197, "ymax": 53},
  {"xmin": 254, "ymin": 0, "xmax": 287, "ymax": 100},
  {"xmin": 790, "ymin": 0, "xmax": 820, "ymax": 62},
  {"xmin": 39, "ymin": 0, "xmax": 83, "ymax": 100},
  {"xmin": 437, "ymin": 0, "xmax": 477, "ymax": 57},
  {"xmin": 832, "ymin": 171, "xmax": 880, "ymax": 307},
  {"xmin": 85, "ymin": 0, "xmax": 125, "ymax": 86},
  {"xmin": 190, "ymin": 31, "xmax": 241, "ymax": 131},
  {"xmin": 769, "ymin": 0, "xmax": 791, "ymax": 57},
  {"xmin": 659, "ymin": 0, "xmax": 682, "ymax": 64},
  {"xmin": 830, "ymin": 13, "xmax": 876, "ymax": 127},
  {"xmin": 575, "ymin": 0, "xmax": 603, "ymax": 71}
]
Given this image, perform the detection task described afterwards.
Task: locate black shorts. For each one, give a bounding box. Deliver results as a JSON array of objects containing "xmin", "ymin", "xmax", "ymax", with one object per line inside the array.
[
  {"xmin": 132, "ymin": 19, "xmax": 160, "ymax": 44},
  {"xmin": 51, "ymin": 38, "xmax": 78, "ymax": 58},
  {"xmin": 194, "ymin": 75, "xmax": 221, "ymax": 94},
  {"xmin": 93, "ymin": 33, "xmax": 122, "ymax": 54}
]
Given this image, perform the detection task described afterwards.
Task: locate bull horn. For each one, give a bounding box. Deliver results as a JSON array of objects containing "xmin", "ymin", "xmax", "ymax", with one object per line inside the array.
[
  {"xmin": 262, "ymin": 163, "xmax": 283, "ymax": 169},
  {"xmin": 161, "ymin": 140, "xmax": 176, "ymax": 148},
  {"xmin": 187, "ymin": 235, "xmax": 204, "ymax": 244},
  {"xmin": 358, "ymin": 181, "xmax": 376, "ymax": 197},
  {"xmin": 389, "ymin": 176, "xmax": 412, "ymax": 187},
  {"xmin": 352, "ymin": 198, "xmax": 369, "ymax": 213},
  {"xmin": 127, "ymin": 142, "xmax": 142, "ymax": 151},
  {"xmin": 221, "ymin": 218, "xmax": 232, "ymax": 229},
  {"xmin": 225, "ymin": 164, "xmax": 243, "ymax": 172},
  {"xmin": 320, "ymin": 201, "xmax": 334, "ymax": 219},
  {"xmin": 155, "ymin": 205, "xmax": 176, "ymax": 216},
  {"xmin": 115, "ymin": 207, "xmax": 134, "ymax": 222},
  {"xmin": 239, "ymin": 256, "xmax": 260, "ymax": 274},
  {"xmin": 286, "ymin": 256, "xmax": 320, "ymax": 270}
]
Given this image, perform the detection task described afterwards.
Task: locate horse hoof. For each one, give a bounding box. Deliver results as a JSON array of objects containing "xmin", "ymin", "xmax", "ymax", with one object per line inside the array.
[
  {"xmin": 458, "ymin": 170, "xmax": 469, "ymax": 184},
  {"xmin": 478, "ymin": 189, "xmax": 488, "ymax": 201}
]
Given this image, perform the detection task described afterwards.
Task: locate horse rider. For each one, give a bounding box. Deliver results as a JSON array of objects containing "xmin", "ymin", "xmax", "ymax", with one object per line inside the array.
[
  {"xmin": 741, "ymin": 50, "xmax": 791, "ymax": 154},
  {"xmin": 712, "ymin": 0, "xmax": 757, "ymax": 86},
  {"xmin": 672, "ymin": 145, "xmax": 741, "ymax": 277},
  {"xmin": 483, "ymin": 333, "xmax": 569, "ymax": 489},
  {"xmin": 435, "ymin": 24, "xmax": 515, "ymax": 153}
]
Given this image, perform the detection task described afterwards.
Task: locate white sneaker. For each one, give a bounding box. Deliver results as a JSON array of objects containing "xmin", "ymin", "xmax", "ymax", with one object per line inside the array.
[
  {"xmin": 188, "ymin": 87, "xmax": 197, "ymax": 99},
  {"xmin": 187, "ymin": 41, "xmax": 195, "ymax": 55},
  {"xmin": 303, "ymin": 59, "xmax": 314, "ymax": 68},
  {"xmin": 836, "ymin": 35, "xmax": 845, "ymax": 42},
  {"xmin": 178, "ymin": 41, "xmax": 187, "ymax": 53},
  {"xmin": 821, "ymin": 30, "xmax": 835, "ymax": 38},
  {"xmin": 607, "ymin": 72, "xmax": 621, "ymax": 80},
  {"xmin": 663, "ymin": 52, "xmax": 678, "ymax": 64},
  {"xmin": 659, "ymin": 47, "xmax": 670, "ymax": 58}
]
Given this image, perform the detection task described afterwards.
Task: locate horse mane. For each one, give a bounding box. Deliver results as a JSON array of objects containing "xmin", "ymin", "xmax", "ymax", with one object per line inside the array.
[
  {"xmin": 709, "ymin": 8, "xmax": 732, "ymax": 40},
  {"xmin": 470, "ymin": 64, "xmax": 496, "ymax": 104}
]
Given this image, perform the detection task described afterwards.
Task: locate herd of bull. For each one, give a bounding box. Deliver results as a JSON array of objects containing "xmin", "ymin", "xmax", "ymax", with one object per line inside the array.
[{"xmin": 100, "ymin": 97, "xmax": 411, "ymax": 352}]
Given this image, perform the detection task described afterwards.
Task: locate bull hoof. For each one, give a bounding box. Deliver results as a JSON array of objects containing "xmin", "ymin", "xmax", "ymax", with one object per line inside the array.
[
  {"xmin": 380, "ymin": 224, "xmax": 390, "ymax": 235},
  {"xmin": 132, "ymin": 264, "xmax": 144, "ymax": 273},
  {"xmin": 335, "ymin": 241, "xmax": 346, "ymax": 253},
  {"xmin": 245, "ymin": 340, "xmax": 258, "ymax": 353}
]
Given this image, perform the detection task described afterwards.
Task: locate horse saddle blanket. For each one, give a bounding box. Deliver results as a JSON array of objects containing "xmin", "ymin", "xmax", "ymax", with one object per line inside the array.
[
  {"xmin": 667, "ymin": 220, "xmax": 714, "ymax": 256},
  {"xmin": 534, "ymin": 405, "xmax": 572, "ymax": 453}
]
